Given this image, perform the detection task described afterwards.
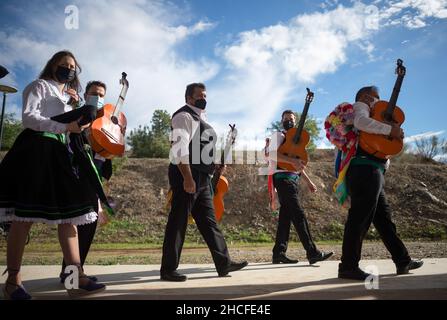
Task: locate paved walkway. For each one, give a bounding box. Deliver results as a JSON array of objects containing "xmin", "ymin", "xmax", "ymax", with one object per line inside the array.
[{"xmin": 1, "ymin": 259, "xmax": 446, "ymax": 300}]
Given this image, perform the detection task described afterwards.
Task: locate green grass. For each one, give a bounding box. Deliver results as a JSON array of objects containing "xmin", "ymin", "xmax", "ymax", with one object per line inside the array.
[
  {"xmin": 0, "ymin": 240, "xmax": 303, "ymax": 253},
  {"xmin": 111, "ymin": 155, "xmax": 128, "ymax": 173}
]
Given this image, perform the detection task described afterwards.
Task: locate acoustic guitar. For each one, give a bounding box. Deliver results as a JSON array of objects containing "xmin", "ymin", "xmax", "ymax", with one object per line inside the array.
[
  {"xmin": 277, "ymin": 88, "xmax": 314, "ymax": 171},
  {"xmin": 212, "ymin": 124, "xmax": 237, "ymax": 222},
  {"xmin": 89, "ymin": 72, "xmax": 129, "ymax": 159},
  {"xmin": 359, "ymin": 59, "xmax": 406, "ymax": 159}
]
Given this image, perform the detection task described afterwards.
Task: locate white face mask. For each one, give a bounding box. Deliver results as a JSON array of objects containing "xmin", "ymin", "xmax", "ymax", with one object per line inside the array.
[{"xmin": 86, "ymin": 95, "xmax": 104, "ymax": 109}]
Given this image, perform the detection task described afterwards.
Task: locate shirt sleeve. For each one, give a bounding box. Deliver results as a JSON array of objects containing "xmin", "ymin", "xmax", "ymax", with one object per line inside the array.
[
  {"xmin": 170, "ymin": 112, "xmax": 194, "ymax": 164},
  {"xmin": 22, "ymin": 81, "xmax": 68, "ymax": 133},
  {"xmin": 266, "ymin": 132, "xmax": 285, "ymax": 161},
  {"xmin": 353, "ymin": 101, "xmax": 392, "ymax": 136},
  {"xmin": 267, "ymin": 132, "xmax": 284, "ymax": 153}
]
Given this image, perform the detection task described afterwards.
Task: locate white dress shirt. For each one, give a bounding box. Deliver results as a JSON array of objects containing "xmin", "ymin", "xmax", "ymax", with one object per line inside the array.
[
  {"xmin": 353, "ymin": 101, "xmax": 392, "ymax": 135},
  {"xmin": 22, "ymin": 79, "xmax": 71, "ymax": 134},
  {"xmin": 170, "ymin": 104, "xmax": 208, "ymax": 164},
  {"xmin": 353, "ymin": 101, "xmax": 391, "ymax": 169}
]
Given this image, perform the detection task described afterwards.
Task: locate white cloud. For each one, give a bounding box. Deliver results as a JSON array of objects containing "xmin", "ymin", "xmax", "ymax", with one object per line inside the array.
[
  {"xmin": 208, "ymin": 0, "xmax": 447, "ymax": 148},
  {"xmin": 434, "ymin": 154, "xmax": 447, "ymax": 163},
  {"xmin": 207, "ymin": 2, "xmax": 381, "ymax": 146},
  {"xmin": 404, "ymin": 130, "xmax": 445, "ymax": 143},
  {"xmin": 0, "ymin": 0, "xmax": 219, "ymax": 131},
  {"xmin": 1, "ymin": 0, "xmax": 447, "ymax": 152},
  {"xmin": 221, "ymin": 3, "xmax": 378, "ymax": 83},
  {"xmin": 380, "ymin": 0, "xmax": 447, "ymax": 28}
]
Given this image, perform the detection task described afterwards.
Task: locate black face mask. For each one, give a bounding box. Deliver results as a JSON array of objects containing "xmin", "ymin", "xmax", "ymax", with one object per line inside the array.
[
  {"xmin": 55, "ymin": 66, "xmax": 76, "ymax": 83},
  {"xmin": 283, "ymin": 120, "xmax": 294, "ymax": 131},
  {"xmin": 194, "ymin": 98, "xmax": 207, "ymax": 110}
]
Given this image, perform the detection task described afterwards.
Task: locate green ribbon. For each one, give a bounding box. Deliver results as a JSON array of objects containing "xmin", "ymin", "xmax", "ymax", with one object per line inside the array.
[{"xmin": 38, "ymin": 132, "xmax": 66, "ymax": 144}]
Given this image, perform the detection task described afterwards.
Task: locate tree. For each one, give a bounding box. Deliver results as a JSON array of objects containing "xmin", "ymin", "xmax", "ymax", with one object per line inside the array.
[
  {"xmin": 127, "ymin": 109, "xmax": 171, "ymax": 158},
  {"xmin": 414, "ymin": 136, "xmax": 447, "ymax": 162},
  {"xmin": 267, "ymin": 112, "xmax": 321, "ymax": 151},
  {"xmin": 150, "ymin": 110, "xmax": 171, "ymax": 137},
  {"xmin": 1, "ymin": 113, "xmax": 22, "ymax": 151}
]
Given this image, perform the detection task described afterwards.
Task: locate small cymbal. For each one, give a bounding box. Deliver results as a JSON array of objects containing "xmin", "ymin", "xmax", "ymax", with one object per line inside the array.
[{"xmin": 0, "ymin": 85, "xmax": 18, "ymax": 94}]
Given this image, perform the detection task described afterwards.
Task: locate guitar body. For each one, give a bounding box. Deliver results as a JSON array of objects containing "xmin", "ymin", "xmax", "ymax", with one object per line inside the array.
[
  {"xmin": 277, "ymin": 129, "xmax": 310, "ymax": 171},
  {"xmin": 359, "ymin": 59, "xmax": 407, "ymax": 160},
  {"xmin": 89, "ymin": 103, "xmax": 127, "ymax": 159},
  {"xmin": 213, "ymin": 176, "xmax": 229, "ymax": 222},
  {"xmin": 358, "ymin": 101, "xmax": 405, "ymax": 160}
]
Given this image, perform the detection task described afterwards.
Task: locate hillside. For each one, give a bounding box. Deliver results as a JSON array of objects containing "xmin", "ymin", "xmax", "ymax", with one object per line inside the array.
[
  {"xmin": 98, "ymin": 151, "xmax": 447, "ymax": 243},
  {"xmin": 2, "ymin": 150, "xmax": 447, "ymax": 244}
]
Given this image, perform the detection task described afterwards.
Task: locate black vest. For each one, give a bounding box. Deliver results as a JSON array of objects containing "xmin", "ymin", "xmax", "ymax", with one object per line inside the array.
[{"xmin": 170, "ymin": 105, "xmax": 216, "ymax": 175}]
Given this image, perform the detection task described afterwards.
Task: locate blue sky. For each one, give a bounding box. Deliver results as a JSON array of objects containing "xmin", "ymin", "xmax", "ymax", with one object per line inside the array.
[{"xmin": 0, "ymin": 0, "xmax": 446, "ymax": 151}]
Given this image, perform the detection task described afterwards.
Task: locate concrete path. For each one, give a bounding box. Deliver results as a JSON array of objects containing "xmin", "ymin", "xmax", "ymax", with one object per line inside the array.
[{"xmin": 1, "ymin": 259, "xmax": 446, "ymax": 300}]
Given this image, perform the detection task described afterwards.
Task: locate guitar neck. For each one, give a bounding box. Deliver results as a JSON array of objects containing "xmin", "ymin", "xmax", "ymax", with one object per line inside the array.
[
  {"xmin": 112, "ymin": 73, "xmax": 129, "ymax": 118},
  {"xmin": 293, "ymin": 101, "xmax": 310, "ymax": 144},
  {"xmin": 213, "ymin": 127, "xmax": 236, "ymax": 190},
  {"xmin": 112, "ymin": 84, "xmax": 129, "ymax": 118},
  {"xmin": 212, "ymin": 168, "xmax": 222, "ymax": 191},
  {"xmin": 212, "ymin": 151, "xmax": 226, "ymax": 191},
  {"xmin": 385, "ymin": 73, "xmax": 404, "ymax": 120},
  {"xmin": 385, "ymin": 60, "xmax": 406, "ymax": 121}
]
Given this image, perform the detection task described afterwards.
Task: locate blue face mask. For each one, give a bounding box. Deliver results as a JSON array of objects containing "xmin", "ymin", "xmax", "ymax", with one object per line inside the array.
[{"xmin": 86, "ymin": 95, "xmax": 104, "ymax": 109}]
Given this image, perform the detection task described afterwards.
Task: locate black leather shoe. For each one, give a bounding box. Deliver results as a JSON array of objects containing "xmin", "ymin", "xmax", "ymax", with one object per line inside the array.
[
  {"xmin": 338, "ymin": 266, "xmax": 371, "ymax": 281},
  {"xmin": 396, "ymin": 259, "xmax": 424, "ymax": 275},
  {"xmin": 160, "ymin": 271, "xmax": 187, "ymax": 282},
  {"xmin": 308, "ymin": 251, "xmax": 334, "ymax": 265},
  {"xmin": 218, "ymin": 261, "xmax": 248, "ymax": 277},
  {"xmin": 272, "ymin": 254, "xmax": 298, "ymax": 264}
]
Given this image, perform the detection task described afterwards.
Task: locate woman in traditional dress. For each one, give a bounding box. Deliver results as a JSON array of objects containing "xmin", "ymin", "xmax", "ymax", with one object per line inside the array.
[{"xmin": 0, "ymin": 51, "xmax": 106, "ymax": 299}]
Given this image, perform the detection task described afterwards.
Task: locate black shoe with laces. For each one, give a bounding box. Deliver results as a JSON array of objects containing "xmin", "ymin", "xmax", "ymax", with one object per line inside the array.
[
  {"xmin": 218, "ymin": 261, "xmax": 248, "ymax": 277},
  {"xmin": 338, "ymin": 266, "xmax": 371, "ymax": 281},
  {"xmin": 160, "ymin": 270, "xmax": 188, "ymax": 282},
  {"xmin": 396, "ymin": 259, "xmax": 424, "ymax": 275},
  {"xmin": 308, "ymin": 251, "xmax": 334, "ymax": 265},
  {"xmin": 272, "ymin": 253, "xmax": 299, "ymax": 264}
]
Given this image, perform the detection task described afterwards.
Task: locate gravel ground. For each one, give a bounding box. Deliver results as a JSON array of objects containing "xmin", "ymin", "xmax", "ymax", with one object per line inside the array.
[
  {"xmin": 1, "ymin": 241, "xmax": 444, "ymax": 265},
  {"xmin": 226, "ymin": 241, "xmax": 447, "ymax": 263}
]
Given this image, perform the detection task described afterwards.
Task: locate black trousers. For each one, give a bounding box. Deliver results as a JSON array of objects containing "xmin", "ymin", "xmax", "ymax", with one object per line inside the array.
[
  {"xmin": 272, "ymin": 176, "xmax": 318, "ymax": 258},
  {"xmin": 161, "ymin": 168, "xmax": 231, "ymax": 273},
  {"xmin": 340, "ymin": 164, "xmax": 411, "ymax": 270}
]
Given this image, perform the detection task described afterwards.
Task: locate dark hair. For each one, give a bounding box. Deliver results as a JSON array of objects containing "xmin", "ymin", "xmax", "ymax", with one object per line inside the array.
[
  {"xmin": 185, "ymin": 83, "xmax": 206, "ymax": 102},
  {"xmin": 281, "ymin": 109, "xmax": 295, "ymax": 120},
  {"xmin": 39, "ymin": 50, "xmax": 82, "ymax": 92},
  {"xmin": 355, "ymin": 86, "xmax": 379, "ymax": 102},
  {"xmin": 85, "ymin": 81, "xmax": 107, "ymax": 95}
]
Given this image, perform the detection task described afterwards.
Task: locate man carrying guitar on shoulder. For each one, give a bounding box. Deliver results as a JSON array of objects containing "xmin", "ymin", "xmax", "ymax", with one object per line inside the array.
[
  {"xmin": 338, "ymin": 86, "xmax": 423, "ymax": 280},
  {"xmin": 161, "ymin": 82, "xmax": 248, "ymax": 282},
  {"xmin": 267, "ymin": 110, "xmax": 333, "ymax": 265}
]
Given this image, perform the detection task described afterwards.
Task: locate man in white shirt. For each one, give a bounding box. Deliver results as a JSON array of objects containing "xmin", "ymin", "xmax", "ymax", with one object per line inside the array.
[
  {"xmin": 267, "ymin": 110, "xmax": 333, "ymax": 265},
  {"xmin": 160, "ymin": 83, "xmax": 248, "ymax": 281},
  {"xmin": 338, "ymin": 86, "xmax": 423, "ymax": 280}
]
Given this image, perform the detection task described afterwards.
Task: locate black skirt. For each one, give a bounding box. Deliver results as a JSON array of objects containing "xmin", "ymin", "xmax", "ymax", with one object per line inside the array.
[{"xmin": 0, "ymin": 129, "xmax": 98, "ymax": 225}]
